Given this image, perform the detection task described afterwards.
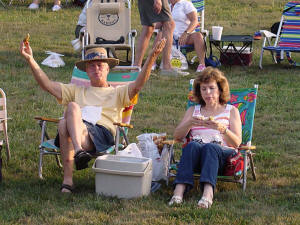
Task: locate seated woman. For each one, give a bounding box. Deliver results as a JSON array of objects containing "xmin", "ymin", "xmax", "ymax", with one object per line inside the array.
[
  {"xmin": 155, "ymin": 0, "xmax": 206, "ymax": 72},
  {"xmin": 169, "ymin": 67, "xmax": 242, "ymax": 208}
]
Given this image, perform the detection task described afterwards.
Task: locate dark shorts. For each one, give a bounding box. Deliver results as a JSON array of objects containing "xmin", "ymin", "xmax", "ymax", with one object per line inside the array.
[
  {"xmin": 138, "ymin": 0, "xmax": 172, "ymax": 26},
  {"xmin": 54, "ymin": 120, "xmax": 115, "ymax": 153}
]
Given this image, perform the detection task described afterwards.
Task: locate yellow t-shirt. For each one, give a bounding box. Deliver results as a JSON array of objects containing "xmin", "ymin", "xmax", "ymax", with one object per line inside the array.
[{"xmin": 57, "ymin": 83, "xmax": 132, "ymax": 136}]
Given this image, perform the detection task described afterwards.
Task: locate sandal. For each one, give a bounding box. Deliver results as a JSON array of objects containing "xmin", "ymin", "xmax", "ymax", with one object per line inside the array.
[
  {"xmin": 60, "ymin": 184, "xmax": 74, "ymax": 193},
  {"xmin": 197, "ymin": 197, "xmax": 213, "ymax": 209},
  {"xmin": 168, "ymin": 195, "xmax": 183, "ymax": 206},
  {"xmin": 74, "ymin": 150, "xmax": 92, "ymax": 170}
]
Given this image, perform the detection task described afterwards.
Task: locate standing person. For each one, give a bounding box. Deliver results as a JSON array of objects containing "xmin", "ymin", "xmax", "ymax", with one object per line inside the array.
[
  {"xmin": 154, "ymin": 0, "xmax": 206, "ymax": 72},
  {"xmin": 168, "ymin": 67, "xmax": 242, "ymax": 208},
  {"xmin": 28, "ymin": 0, "xmax": 62, "ymax": 11},
  {"xmin": 20, "ymin": 37, "xmax": 166, "ymax": 193},
  {"xmin": 135, "ymin": 0, "xmax": 187, "ymax": 76}
]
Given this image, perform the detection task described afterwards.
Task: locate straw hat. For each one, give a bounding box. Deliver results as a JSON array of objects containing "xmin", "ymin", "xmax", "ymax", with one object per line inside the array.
[{"xmin": 76, "ymin": 47, "xmax": 119, "ymax": 72}]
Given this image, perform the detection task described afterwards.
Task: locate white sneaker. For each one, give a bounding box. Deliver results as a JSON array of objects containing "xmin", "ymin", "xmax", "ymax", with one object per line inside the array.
[
  {"xmin": 52, "ymin": 4, "xmax": 61, "ymax": 11},
  {"xmin": 28, "ymin": 3, "xmax": 39, "ymax": 9},
  {"xmin": 160, "ymin": 68, "xmax": 189, "ymax": 77}
]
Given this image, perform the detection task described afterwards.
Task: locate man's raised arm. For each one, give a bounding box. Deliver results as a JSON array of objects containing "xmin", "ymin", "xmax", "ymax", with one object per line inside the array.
[
  {"xmin": 128, "ymin": 38, "xmax": 166, "ymax": 100},
  {"xmin": 20, "ymin": 41, "xmax": 62, "ymax": 101}
]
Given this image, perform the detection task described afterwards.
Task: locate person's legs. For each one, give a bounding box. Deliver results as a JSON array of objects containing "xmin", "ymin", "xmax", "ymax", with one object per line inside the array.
[
  {"xmin": 186, "ymin": 32, "xmax": 205, "ymax": 65},
  {"xmin": 134, "ymin": 25, "xmax": 155, "ymax": 68},
  {"xmin": 59, "ymin": 102, "xmax": 94, "ymax": 192},
  {"xmin": 161, "ymin": 19, "xmax": 175, "ymax": 70},
  {"xmin": 169, "ymin": 142, "xmax": 203, "ymax": 204}
]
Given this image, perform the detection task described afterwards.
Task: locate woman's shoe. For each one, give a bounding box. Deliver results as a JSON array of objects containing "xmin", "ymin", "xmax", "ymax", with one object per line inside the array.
[
  {"xmin": 28, "ymin": 3, "xmax": 39, "ymax": 9},
  {"xmin": 168, "ymin": 195, "xmax": 183, "ymax": 206},
  {"xmin": 52, "ymin": 4, "xmax": 62, "ymax": 11},
  {"xmin": 197, "ymin": 197, "xmax": 213, "ymax": 208}
]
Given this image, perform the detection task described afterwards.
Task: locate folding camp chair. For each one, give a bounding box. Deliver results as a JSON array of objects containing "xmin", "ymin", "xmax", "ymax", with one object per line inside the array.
[
  {"xmin": 259, "ymin": 1, "xmax": 300, "ymax": 69},
  {"xmin": 0, "ymin": 88, "xmax": 11, "ymax": 182},
  {"xmin": 165, "ymin": 80, "xmax": 258, "ymax": 191},
  {"xmin": 82, "ymin": 0, "xmax": 137, "ymax": 67},
  {"xmin": 177, "ymin": 0, "xmax": 208, "ymax": 62},
  {"xmin": 34, "ymin": 67, "xmax": 139, "ymax": 179}
]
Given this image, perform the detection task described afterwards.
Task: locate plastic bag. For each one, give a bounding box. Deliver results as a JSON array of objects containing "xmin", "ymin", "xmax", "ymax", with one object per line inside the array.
[
  {"xmin": 137, "ymin": 133, "xmax": 169, "ymax": 181},
  {"xmin": 41, "ymin": 51, "xmax": 65, "ymax": 68},
  {"xmin": 160, "ymin": 45, "xmax": 188, "ymax": 71},
  {"xmin": 116, "ymin": 143, "xmax": 143, "ymax": 158}
]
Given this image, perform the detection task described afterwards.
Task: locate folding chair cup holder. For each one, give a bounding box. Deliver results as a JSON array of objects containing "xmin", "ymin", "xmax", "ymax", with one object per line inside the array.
[
  {"xmin": 35, "ymin": 67, "xmax": 138, "ymax": 179},
  {"xmin": 165, "ymin": 80, "xmax": 258, "ymax": 191}
]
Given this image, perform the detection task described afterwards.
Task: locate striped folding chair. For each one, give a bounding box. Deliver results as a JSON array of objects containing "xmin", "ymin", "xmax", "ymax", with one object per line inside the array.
[
  {"xmin": 166, "ymin": 80, "xmax": 258, "ymax": 191},
  {"xmin": 259, "ymin": 1, "xmax": 300, "ymax": 68},
  {"xmin": 34, "ymin": 67, "xmax": 139, "ymax": 179}
]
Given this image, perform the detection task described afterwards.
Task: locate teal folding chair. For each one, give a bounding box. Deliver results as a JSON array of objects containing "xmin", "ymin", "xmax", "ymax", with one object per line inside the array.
[
  {"xmin": 35, "ymin": 67, "xmax": 139, "ymax": 179},
  {"xmin": 259, "ymin": 1, "xmax": 300, "ymax": 68},
  {"xmin": 167, "ymin": 79, "xmax": 258, "ymax": 191}
]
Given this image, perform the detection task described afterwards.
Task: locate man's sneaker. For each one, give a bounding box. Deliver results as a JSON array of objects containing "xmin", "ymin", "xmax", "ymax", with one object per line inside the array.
[
  {"xmin": 28, "ymin": 3, "xmax": 39, "ymax": 9},
  {"xmin": 160, "ymin": 68, "xmax": 189, "ymax": 76},
  {"xmin": 52, "ymin": 4, "xmax": 62, "ymax": 11},
  {"xmin": 196, "ymin": 64, "xmax": 206, "ymax": 73}
]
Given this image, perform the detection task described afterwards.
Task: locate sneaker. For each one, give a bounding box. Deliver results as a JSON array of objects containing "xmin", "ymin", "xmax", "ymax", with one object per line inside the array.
[
  {"xmin": 52, "ymin": 4, "xmax": 62, "ymax": 11},
  {"xmin": 28, "ymin": 3, "xmax": 39, "ymax": 9},
  {"xmin": 196, "ymin": 64, "xmax": 206, "ymax": 73},
  {"xmin": 160, "ymin": 68, "xmax": 190, "ymax": 76}
]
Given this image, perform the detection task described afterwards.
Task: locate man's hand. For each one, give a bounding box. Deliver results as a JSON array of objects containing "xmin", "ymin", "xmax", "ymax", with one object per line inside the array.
[
  {"xmin": 153, "ymin": 0, "xmax": 162, "ymax": 14},
  {"xmin": 178, "ymin": 33, "xmax": 188, "ymax": 46},
  {"xmin": 20, "ymin": 41, "xmax": 33, "ymax": 62},
  {"xmin": 150, "ymin": 37, "xmax": 166, "ymax": 58}
]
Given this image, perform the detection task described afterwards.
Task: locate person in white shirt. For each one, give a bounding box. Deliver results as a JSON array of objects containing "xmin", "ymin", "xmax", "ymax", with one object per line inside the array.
[{"xmin": 155, "ymin": 0, "xmax": 206, "ymax": 72}]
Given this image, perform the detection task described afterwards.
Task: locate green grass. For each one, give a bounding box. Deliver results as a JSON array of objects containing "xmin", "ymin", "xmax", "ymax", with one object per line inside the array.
[{"xmin": 1, "ymin": 0, "xmax": 300, "ymax": 224}]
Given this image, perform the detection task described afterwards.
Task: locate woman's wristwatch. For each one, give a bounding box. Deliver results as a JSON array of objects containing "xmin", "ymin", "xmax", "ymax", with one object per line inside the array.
[
  {"xmin": 184, "ymin": 30, "xmax": 191, "ymax": 35},
  {"xmin": 220, "ymin": 126, "xmax": 228, "ymax": 134}
]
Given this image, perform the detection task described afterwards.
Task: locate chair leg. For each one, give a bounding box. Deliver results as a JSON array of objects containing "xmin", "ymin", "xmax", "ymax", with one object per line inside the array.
[
  {"xmin": 38, "ymin": 149, "xmax": 44, "ymax": 179},
  {"xmin": 3, "ymin": 122, "xmax": 10, "ymax": 161},
  {"xmin": 0, "ymin": 143, "xmax": 2, "ymax": 182},
  {"xmin": 259, "ymin": 49, "xmax": 264, "ymax": 69},
  {"xmin": 242, "ymin": 151, "xmax": 247, "ymax": 191},
  {"xmin": 55, "ymin": 154, "xmax": 62, "ymax": 168},
  {"xmin": 249, "ymin": 152, "xmax": 257, "ymax": 181}
]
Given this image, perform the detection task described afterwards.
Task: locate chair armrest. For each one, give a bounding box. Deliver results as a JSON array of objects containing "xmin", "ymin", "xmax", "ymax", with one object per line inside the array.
[
  {"xmin": 34, "ymin": 116, "xmax": 60, "ymax": 123},
  {"xmin": 131, "ymin": 29, "xmax": 137, "ymax": 37},
  {"xmin": 259, "ymin": 30, "xmax": 276, "ymax": 39},
  {"xmin": 113, "ymin": 122, "xmax": 133, "ymax": 128},
  {"xmin": 238, "ymin": 145, "xmax": 256, "ymax": 150},
  {"xmin": 161, "ymin": 139, "xmax": 181, "ymax": 145}
]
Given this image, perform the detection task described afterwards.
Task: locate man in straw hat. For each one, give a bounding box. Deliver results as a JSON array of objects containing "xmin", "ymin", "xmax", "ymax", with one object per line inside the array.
[{"xmin": 20, "ymin": 38, "xmax": 166, "ymax": 193}]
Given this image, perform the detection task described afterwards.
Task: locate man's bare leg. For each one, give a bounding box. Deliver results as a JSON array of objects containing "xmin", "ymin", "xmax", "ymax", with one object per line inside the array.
[
  {"xmin": 134, "ymin": 25, "xmax": 155, "ymax": 68},
  {"xmin": 161, "ymin": 20, "xmax": 175, "ymax": 70}
]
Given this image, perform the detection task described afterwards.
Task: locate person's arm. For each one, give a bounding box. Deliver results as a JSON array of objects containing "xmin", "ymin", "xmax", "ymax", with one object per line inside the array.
[
  {"xmin": 128, "ymin": 38, "xmax": 166, "ymax": 100},
  {"xmin": 153, "ymin": 0, "xmax": 162, "ymax": 14},
  {"xmin": 173, "ymin": 107, "xmax": 195, "ymax": 141},
  {"xmin": 20, "ymin": 41, "xmax": 62, "ymax": 101},
  {"xmin": 222, "ymin": 106, "xmax": 242, "ymax": 148},
  {"xmin": 178, "ymin": 11, "xmax": 198, "ymax": 46}
]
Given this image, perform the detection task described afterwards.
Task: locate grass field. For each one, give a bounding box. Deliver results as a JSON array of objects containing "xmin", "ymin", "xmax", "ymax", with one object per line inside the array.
[{"xmin": 0, "ymin": 0, "xmax": 300, "ymax": 224}]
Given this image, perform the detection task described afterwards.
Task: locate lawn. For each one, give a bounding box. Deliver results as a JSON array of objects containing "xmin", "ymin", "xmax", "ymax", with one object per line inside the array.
[{"xmin": 0, "ymin": 0, "xmax": 300, "ymax": 224}]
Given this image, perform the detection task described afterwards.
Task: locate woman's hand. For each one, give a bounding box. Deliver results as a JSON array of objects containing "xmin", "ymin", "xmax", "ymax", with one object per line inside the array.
[
  {"xmin": 178, "ymin": 32, "xmax": 188, "ymax": 46},
  {"xmin": 20, "ymin": 41, "xmax": 33, "ymax": 62},
  {"xmin": 191, "ymin": 117, "xmax": 227, "ymax": 133}
]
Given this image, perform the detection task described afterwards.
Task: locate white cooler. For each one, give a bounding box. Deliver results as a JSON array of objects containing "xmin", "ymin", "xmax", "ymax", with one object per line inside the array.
[{"xmin": 92, "ymin": 155, "xmax": 152, "ymax": 199}]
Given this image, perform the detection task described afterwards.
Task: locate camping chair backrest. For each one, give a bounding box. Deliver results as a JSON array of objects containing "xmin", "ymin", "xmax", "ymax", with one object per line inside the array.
[
  {"xmin": 71, "ymin": 67, "xmax": 138, "ymax": 124},
  {"xmin": 275, "ymin": 1, "xmax": 300, "ymax": 48},
  {"xmin": 86, "ymin": 0, "xmax": 131, "ymax": 46},
  {"xmin": 189, "ymin": 0, "xmax": 205, "ymax": 32},
  {"xmin": 187, "ymin": 79, "xmax": 258, "ymax": 146}
]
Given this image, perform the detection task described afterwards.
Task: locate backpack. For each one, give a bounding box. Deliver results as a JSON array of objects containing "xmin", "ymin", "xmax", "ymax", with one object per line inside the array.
[{"xmin": 205, "ymin": 41, "xmax": 221, "ymax": 67}]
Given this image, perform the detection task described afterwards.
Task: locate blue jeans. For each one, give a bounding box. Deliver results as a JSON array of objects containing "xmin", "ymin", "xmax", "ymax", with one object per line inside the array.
[{"xmin": 173, "ymin": 142, "xmax": 235, "ymax": 191}]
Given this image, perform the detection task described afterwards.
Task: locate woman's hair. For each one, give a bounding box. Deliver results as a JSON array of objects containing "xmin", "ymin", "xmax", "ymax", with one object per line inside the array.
[{"xmin": 193, "ymin": 67, "xmax": 230, "ymax": 106}]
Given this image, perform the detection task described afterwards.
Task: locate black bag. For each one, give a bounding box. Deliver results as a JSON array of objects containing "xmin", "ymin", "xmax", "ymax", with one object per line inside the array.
[
  {"xmin": 205, "ymin": 40, "xmax": 221, "ymax": 67},
  {"xmin": 271, "ymin": 22, "xmax": 282, "ymax": 35}
]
